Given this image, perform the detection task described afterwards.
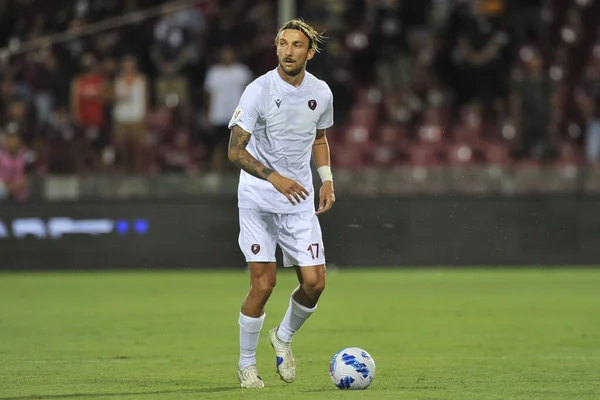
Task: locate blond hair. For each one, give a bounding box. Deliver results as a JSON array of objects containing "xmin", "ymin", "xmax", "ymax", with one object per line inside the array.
[{"xmin": 275, "ymin": 18, "xmax": 327, "ymax": 53}]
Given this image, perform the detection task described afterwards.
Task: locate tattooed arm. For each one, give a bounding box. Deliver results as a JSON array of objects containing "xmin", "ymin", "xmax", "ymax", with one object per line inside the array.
[
  {"xmin": 228, "ymin": 125, "xmax": 274, "ymax": 181},
  {"xmin": 228, "ymin": 124, "xmax": 309, "ymax": 205}
]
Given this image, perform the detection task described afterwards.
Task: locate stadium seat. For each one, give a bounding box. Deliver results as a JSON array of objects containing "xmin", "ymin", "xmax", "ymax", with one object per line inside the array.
[
  {"xmin": 422, "ymin": 106, "xmax": 446, "ymax": 129},
  {"xmin": 408, "ymin": 143, "xmax": 441, "ymax": 166},
  {"xmin": 354, "ymin": 87, "xmax": 383, "ymax": 105},
  {"xmin": 349, "ymin": 105, "xmax": 380, "ymax": 129},
  {"xmin": 146, "ymin": 108, "xmax": 173, "ymax": 134},
  {"xmin": 446, "ymin": 143, "xmax": 476, "ymax": 166},
  {"xmin": 555, "ymin": 140, "xmax": 582, "ymax": 165},
  {"xmin": 378, "ymin": 124, "xmax": 409, "ymax": 147},
  {"xmin": 482, "ymin": 141, "xmax": 513, "ymax": 165},
  {"xmin": 345, "ymin": 124, "xmax": 373, "ymax": 145},
  {"xmin": 417, "ymin": 123, "xmax": 443, "ymax": 144},
  {"xmin": 453, "ymin": 123, "xmax": 482, "ymax": 147},
  {"xmin": 331, "ymin": 143, "xmax": 366, "ymax": 169},
  {"xmin": 369, "ymin": 145, "xmax": 398, "ymax": 167}
]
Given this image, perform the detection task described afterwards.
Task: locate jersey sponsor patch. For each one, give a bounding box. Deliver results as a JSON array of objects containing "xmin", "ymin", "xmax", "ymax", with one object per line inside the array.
[{"xmin": 232, "ymin": 108, "xmax": 242, "ymax": 123}]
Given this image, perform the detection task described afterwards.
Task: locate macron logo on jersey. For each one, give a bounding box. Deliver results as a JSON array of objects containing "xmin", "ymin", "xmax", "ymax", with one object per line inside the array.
[{"xmin": 274, "ymin": 99, "xmax": 282, "ymax": 108}]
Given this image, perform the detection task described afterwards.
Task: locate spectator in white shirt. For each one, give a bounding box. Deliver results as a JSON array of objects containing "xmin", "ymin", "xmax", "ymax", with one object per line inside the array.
[
  {"xmin": 112, "ymin": 55, "xmax": 148, "ymax": 171},
  {"xmin": 203, "ymin": 46, "xmax": 253, "ymax": 171}
]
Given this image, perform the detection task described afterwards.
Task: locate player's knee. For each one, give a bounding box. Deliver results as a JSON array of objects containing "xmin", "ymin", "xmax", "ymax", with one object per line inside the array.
[
  {"xmin": 252, "ymin": 276, "xmax": 276, "ymax": 299},
  {"xmin": 301, "ymin": 275, "xmax": 325, "ymax": 299}
]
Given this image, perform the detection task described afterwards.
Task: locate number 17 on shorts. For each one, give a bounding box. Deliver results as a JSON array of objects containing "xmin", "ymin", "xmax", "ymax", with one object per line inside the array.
[
  {"xmin": 238, "ymin": 209, "xmax": 326, "ymax": 267},
  {"xmin": 307, "ymin": 242, "xmax": 320, "ymax": 260}
]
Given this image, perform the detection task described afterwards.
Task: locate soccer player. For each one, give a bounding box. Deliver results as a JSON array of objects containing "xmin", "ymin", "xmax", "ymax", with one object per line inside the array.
[{"xmin": 227, "ymin": 19, "xmax": 335, "ymax": 388}]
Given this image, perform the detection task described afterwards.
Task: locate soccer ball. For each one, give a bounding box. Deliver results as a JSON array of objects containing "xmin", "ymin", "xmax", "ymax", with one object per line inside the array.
[{"xmin": 329, "ymin": 347, "xmax": 376, "ymax": 390}]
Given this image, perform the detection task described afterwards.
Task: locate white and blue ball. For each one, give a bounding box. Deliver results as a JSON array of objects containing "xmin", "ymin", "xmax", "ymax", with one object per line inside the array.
[{"xmin": 329, "ymin": 347, "xmax": 376, "ymax": 390}]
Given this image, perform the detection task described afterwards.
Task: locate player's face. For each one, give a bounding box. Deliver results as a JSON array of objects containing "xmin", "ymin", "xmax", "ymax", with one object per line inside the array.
[{"xmin": 277, "ymin": 29, "xmax": 315, "ymax": 77}]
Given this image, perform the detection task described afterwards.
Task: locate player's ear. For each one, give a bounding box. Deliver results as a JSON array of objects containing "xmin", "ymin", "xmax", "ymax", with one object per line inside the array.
[{"xmin": 306, "ymin": 48, "xmax": 315, "ymax": 61}]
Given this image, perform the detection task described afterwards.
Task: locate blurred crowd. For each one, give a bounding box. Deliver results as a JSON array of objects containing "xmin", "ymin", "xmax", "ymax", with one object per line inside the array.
[
  {"xmin": 317, "ymin": 0, "xmax": 600, "ymax": 169},
  {"xmin": 1, "ymin": 0, "xmax": 600, "ymax": 201}
]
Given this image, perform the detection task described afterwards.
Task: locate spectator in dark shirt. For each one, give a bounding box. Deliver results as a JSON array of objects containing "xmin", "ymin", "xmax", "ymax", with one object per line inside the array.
[
  {"xmin": 150, "ymin": 6, "xmax": 192, "ymax": 108},
  {"xmin": 510, "ymin": 50, "xmax": 556, "ymax": 160},
  {"xmin": 455, "ymin": 5, "xmax": 510, "ymax": 105},
  {"xmin": 576, "ymin": 64, "xmax": 600, "ymax": 164}
]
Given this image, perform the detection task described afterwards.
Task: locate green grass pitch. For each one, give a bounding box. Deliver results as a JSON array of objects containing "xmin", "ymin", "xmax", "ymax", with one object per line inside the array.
[{"xmin": 1, "ymin": 268, "xmax": 599, "ymax": 399}]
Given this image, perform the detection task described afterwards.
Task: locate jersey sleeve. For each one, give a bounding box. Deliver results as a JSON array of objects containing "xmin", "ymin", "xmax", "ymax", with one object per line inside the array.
[
  {"xmin": 316, "ymin": 88, "xmax": 334, "ymax": 130},
  {"xmin": 228, "ymin": 81, "xmax": 263, "ymax": 134}
]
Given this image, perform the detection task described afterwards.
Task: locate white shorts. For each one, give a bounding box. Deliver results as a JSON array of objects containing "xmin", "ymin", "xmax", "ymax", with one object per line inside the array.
[{"xmin": 238, "ymin": 209, "xmax": 326, "ymax": 267}]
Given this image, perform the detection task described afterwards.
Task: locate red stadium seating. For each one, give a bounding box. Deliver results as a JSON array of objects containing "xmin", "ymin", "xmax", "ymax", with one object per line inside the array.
[
  {"xmin": 482, "ymin": 141, "xmax": 513, "ymax": 166},
  {"xmin": 408, "ymin": 143, "xmax": 441, "ymax": 166},
  {"xmin": 331, "ymin": 143, "xmax": 366, "ymax": 169},
  {"xmin": 446, "ymin": 143, "xmax": 476, "ymax": 166}
]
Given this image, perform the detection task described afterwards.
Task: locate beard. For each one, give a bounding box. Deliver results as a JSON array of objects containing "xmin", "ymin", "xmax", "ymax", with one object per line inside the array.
[{"xmin": 279, "ymin": 59, "xmax": 305, "ymax": 77}]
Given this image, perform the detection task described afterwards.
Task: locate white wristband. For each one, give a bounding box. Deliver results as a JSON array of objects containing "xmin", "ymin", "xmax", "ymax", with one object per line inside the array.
[{"xmin": 317, "ymin": 165, "xmax": 333, "ymax": 183}]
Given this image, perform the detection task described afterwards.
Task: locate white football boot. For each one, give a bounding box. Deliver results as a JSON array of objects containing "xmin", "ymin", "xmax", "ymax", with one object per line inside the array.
[
  {"xmin": 237, "ymin": 365, "xmax": 264, "ymax": 388},
  {"xmin": 267, "ymin": 327, "xmax": 296, "ymax": 383}
]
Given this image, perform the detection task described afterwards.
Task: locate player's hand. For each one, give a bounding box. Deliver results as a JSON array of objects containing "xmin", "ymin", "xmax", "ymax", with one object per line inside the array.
[
  {"xmin": 267, "ymin": 172, "xmax": 309, "ymax": 205},
  {"xmin": 316, "ymin": 181, "xmax": 335, "ymax": 215}
]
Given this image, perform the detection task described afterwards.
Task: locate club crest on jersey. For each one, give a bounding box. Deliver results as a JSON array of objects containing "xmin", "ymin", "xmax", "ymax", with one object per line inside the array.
[
  {"xmin": 274, "ymin": 99, "xmax": 282, "ymax": 108},
  {"xmin": 308, "ymin": 99, "xmax": 317, "ymax": 110},
  {"xmin": 251, "ymin": 244, "xmax": 260, "ymax": 254}
]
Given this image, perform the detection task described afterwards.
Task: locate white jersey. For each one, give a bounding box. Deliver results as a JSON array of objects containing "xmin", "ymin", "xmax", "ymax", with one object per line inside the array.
[{"xmin": 228, "ymin": 68, "xmax": 334, "ymax": 214}]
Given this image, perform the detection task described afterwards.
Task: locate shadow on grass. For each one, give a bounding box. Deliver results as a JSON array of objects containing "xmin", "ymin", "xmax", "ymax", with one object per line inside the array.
[{"xmin": 0, "ymin": 387, "xmax": 239, "ymax": 400}]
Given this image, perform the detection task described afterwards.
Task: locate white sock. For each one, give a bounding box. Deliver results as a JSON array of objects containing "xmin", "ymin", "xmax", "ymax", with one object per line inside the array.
[
  {"xmin": 276, "ymin": 288, "xmax": 317, "ymax": 343},
  {"xmin": 238, "ymin": 312, "xmax": 265, "ymax": 370}
]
